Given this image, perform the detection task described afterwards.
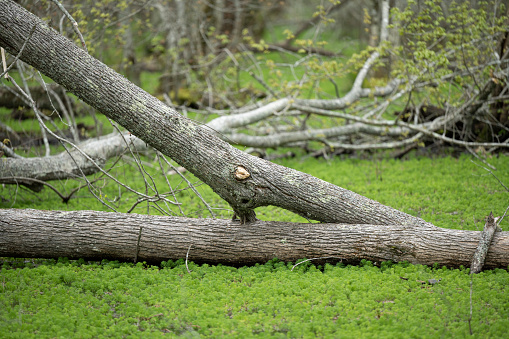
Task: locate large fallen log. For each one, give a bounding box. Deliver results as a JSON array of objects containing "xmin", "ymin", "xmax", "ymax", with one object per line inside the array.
[{"xmin": 1, "ymin": 209, "xmax": 508, "ymax": 268}]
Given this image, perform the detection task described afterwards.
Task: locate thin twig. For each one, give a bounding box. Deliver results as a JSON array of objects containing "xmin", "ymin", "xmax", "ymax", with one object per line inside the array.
[
  {"xmin": 469, "ymin": 273, "xmax": 473, "ymax": 335},
  {"xmin": 0, "ymin": 24, "xmax": 37, "ymax": 79},
  {"xmin": 470, "ymin": 159, "xmax": 509, "ymax": 192},
  {"xmin": 50, "ymin": 0, "xmax": 88, "ymax": 52},
  {"xmin": 159, "ymin": 154, "xmax": 216, "ymax": 218},
  {"xmin": 46, "ymin": 85, "xmax": 80, "ymax": 143},
  {"xmin": 0, "ymin": 176, "xmax": 72, "ymax": 202},
  {"xmin": 156, "ymin": 153, "xmax": 185, "ymax": 216},
  {"xmin": 16, "ymin": 62, "xmax": 51, "ymax": 157},
  {"xmin": 185, "ymin": 244, "xmax": 193, "ymax": 273},
  {"xmin": 291, "ymin": 257, "xmax": 343, "ymax": 271},
  {"xmin": 498, "ymin": 205, "xmax": 509, "ymax": 229}
]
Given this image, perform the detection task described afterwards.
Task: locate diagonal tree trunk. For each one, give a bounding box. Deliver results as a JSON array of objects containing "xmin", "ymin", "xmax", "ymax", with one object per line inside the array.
[
  {"xmin": 1, "ymin": 209, "xmax": 508, "ymax": 268},
  {"xmin": 0, "ymin": 0, "xmax": 427, "ymax": 226}
]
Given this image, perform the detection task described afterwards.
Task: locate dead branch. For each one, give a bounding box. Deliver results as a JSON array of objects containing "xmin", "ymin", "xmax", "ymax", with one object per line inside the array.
[
  {"xmin": 470, "ymin": 212, "xmax": 500, "ymax": 274},
  {"xmin": 0, "ymin": 132, "xmax": 147, "ymax": 185}
]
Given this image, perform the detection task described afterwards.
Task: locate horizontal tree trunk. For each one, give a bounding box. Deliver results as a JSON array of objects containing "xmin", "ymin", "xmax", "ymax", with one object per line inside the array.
[
  {"xmin": 0, "ymin": 83, "xmax": 71, "ymax": 111},
  {"xmin": 0, "ymin": 132, "xmax": 147, "ymax": 189},
  {"xmin": 1, "ymin": 209, "xmax": 508, "ymax": 268}
]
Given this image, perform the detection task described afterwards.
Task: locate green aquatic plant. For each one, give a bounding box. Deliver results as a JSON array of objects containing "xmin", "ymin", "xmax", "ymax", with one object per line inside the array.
[{"xmin": 1, "ymin": 259, "xmax": 508, "ymax": 338}]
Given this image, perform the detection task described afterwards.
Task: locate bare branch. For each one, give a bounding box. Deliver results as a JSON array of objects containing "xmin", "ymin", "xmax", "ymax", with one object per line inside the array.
[
  {"xmin": 0, "ymin": 142, "xmax": 23, "ymax": 159},
  {"xmin": 471, "ymin": 212, "xmax": 499, "ymax": 274},
  {"xmin": 207, "ymin": 98, "xmax": 290, "ymax": 133},
  {"xmin": 49, "ymin": 0, "xmax": 88, "ymax": 52}
]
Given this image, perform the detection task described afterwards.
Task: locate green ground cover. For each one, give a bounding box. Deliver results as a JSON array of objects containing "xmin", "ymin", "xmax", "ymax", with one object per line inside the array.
[
  {"xmin": 1, "ymin": 154, "xmax": 508, "ymax": 338},
  {"xmin": 1, "ymin": 258, "xmax": 508, "ymax": 338}
]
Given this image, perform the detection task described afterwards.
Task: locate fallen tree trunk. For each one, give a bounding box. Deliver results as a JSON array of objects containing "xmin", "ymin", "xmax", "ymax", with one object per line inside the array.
[
  {"xmin": 1, "ymin": 209, "xmax": 508, "ymax": 268},
  {"xmin": 0, "ymin": 132, "xmax": 148, "ymax": 190},
  {"xmin": 0, "ymin": 83, "xmax": 71, "ymax": 111},
  {"xmin": 1, "ymin": 1, "xmax": 506, "ymax": 271},
  {"xmin": 0, "ymin": 0, "xmax": 427, "ymax": 226}
]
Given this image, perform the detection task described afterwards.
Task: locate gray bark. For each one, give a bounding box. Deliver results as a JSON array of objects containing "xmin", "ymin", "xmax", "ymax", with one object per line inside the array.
[
  {"xmin": 0, "ymin": 83, "xmax": 71, "ymax": 111},
  {"xmin": 0, "ymin": 0, "xmax": 428, "ymax": 226},
  {"xmin": 206, "ymin": 98, "xmax": 291, "ymax": 133},
  {"xmin": 0, "ymin": 142, "xmax": 21, "ymax": 158},
  {"xmin": 0, "ymin": 132, "xmax": 147, "ymax": 188},
  {"xmin": 1, "ymin": 208, "xmax": 508, "ymax": 268},
  {"xmin": 225, "ymin": 122, "xmax": 414, "ymax": 148},
  {"xmin": 470, "ymin": 212, "xmax": 500, "ymax": 274}
]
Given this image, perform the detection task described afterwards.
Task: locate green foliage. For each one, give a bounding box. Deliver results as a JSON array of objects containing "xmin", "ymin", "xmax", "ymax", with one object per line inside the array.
[
  {"xmin": 390, "ymin": 0, "xmax": 507, "ymax": 107},
  {"xmin": 1, "ymin": 258, "xmax": 508, "ymax": 337}
]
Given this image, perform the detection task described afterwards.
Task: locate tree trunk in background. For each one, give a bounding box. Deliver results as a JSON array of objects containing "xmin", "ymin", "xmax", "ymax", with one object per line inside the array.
[
  {"xmin": 120, "ymin": 7, "xmax": 141, "ymax": 87},
  {"xmin": 0, "ymin": 0, "xmax": 428, "ymax": 226},
  {"xmin": 368, "ymin": 0, "xmax": 380, "ymax": 48},
  {"xmin": 489, "ymin": 7, "xmax": 509, "ymax": 136},
  {"xmin": 0, "ymin": 132, "xmax": 148, "ymax": 189},
  {"xmin": 153, "ymin": 0, "xmax": 273, "ymax": 98},
  {"xmin": 1, "ymin": 209, "xmax": 508, "ymax": 268},
  {"xmin": 0, "ymin": 83, "xmax": 70, "ymax": 111}
]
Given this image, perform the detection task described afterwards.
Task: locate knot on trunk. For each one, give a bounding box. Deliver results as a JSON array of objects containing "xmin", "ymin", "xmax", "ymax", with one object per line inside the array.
[{"xmin": 234, "ymin": 166, "xmax": 250, "ymax": 181}]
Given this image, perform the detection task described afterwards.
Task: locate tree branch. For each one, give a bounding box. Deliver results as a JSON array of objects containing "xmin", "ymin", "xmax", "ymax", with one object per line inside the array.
[
  {"xmin": 0, "ymin": 132, "xmax": 147, "ymax": 183},
  {"xmin": 470, "ymin": 212, "xmax": 500, "ymax": 273}
]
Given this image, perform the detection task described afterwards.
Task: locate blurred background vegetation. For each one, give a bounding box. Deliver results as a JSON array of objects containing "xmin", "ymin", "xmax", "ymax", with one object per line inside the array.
[{"xmin": 2, "ymin": 0, "xmax": 507, "ymax": 154}]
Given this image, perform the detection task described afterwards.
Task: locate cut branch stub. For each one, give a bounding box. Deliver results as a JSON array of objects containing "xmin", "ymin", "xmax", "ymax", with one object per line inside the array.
[
  {"xmin": 234, "ymin": 165, "xmax": 250, "ymax": 181},
  {"xmin": 232, "ymin": 165, "xmax": 256, "ymax": 223}
]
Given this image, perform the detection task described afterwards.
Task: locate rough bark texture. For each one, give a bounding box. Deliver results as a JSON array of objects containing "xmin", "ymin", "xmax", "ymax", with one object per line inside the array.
[
  {"xmin": 0, "ymin": 132, "xmax": 147, "ymax": 186},
  {"xmin": 0, "ymin": 0, "xmax": 429, "ymax": 226},
  {"xmin": 1, "ymin": 209, "xmax": 508, "ymax": 268}
]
